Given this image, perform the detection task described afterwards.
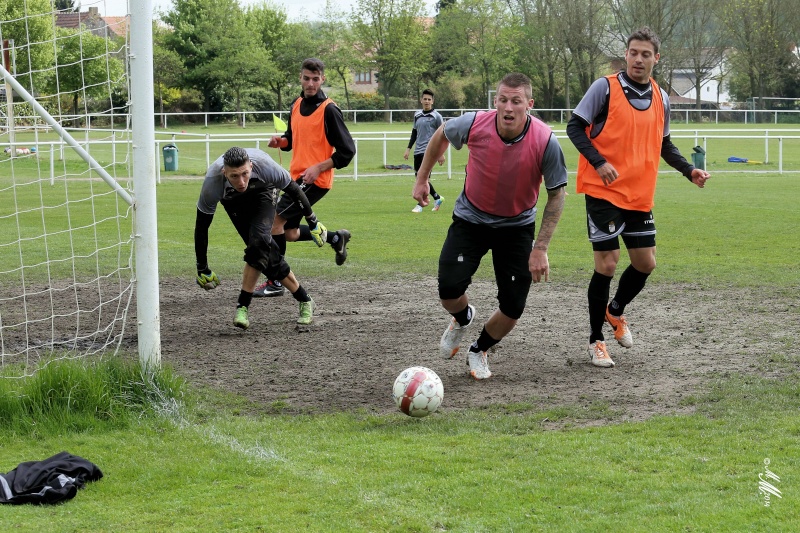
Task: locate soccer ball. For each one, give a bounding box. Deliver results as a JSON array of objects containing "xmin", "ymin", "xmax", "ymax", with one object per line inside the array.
[{"xmin": 392, "ymin": 366, "xmax": 444, "ymax": 417}]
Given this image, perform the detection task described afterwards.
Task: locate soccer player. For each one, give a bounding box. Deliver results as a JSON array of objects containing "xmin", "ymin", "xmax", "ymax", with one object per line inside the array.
[
  {"xmin": 257, "ymin": 58, "xmax": 355, "ymax": 298},
  {"xmin": 194, "ymin": 147, "xmax": 327, "ymax": 329},
  {"xmin": 413, "ymin": 73, "xmax": 567, "ymax": 380},
  {"xmin": 567, "ymin": 27, "xmax": 711, "ymax": 368},
  {"xmin": 404, "ymin": 89, "xmax": 446, "ymax": 213}
]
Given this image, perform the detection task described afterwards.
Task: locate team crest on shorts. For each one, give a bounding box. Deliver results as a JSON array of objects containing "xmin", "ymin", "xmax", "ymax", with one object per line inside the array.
[{"xmin": 608, "ymin": 222, "xmax": 616, "ymax": 233}]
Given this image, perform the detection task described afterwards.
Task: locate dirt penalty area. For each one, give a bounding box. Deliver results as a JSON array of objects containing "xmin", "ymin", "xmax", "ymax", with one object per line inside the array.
[{"xmin": 156, "ymin": 277, "xmax": 797, "ymax": 423}]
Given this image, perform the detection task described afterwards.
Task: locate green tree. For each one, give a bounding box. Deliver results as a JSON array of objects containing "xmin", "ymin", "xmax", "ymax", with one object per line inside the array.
[
  {"xmin": 352, "ymin": 0, "xmax": 429, "ymax": 112},
  {"xmin": 432, "ymin": 0, "xmax": 517, "ymax": 107},
  {"xmin": 54, "ymin": 0, "xmax": 77, "ymax": 11},
  {"xmin": 0, "ymin": 0, "xmax": 56, "ymax": 95},
  {"xmin": 510, "ymin": 0, "xmax": 561, "ymax": 113},
  {"xmin": 201, "ymin": 28, "xmax": 271, "ymax": 125},
  {"xmin": 153, "ymin": 23, "xmax": 187, "ymax": 127},
  {"xmin": 270, "ymin": 22, "xmax": 318, "ymax": 110},
  {"xmin": 721, "ymin": 0, "xmax": 799, "ymax": 112},
  {"xmin": 556, "ymin": 0, "xmax": 613, "ymax": 95},
  {"xmin": 247, "ymin": 4, "xmax": 317, "ymax": 111},
  {"xmin": 163, "ymin": 0, "xmax": 244, "ymax": 113},
  {"xmin": 675, "ymin": 0, "xmax": 727, "ymax": 109},
  {"xmin": 607, "ymin": 0, "xmax": 695, "ymax": 86},
  {"xmin": 318, "ymin": 0, "xmax": 365, "ymax": 109},
  {"xmin": 52, "ymin": 27, "xmax": 125, "ymax": 120}
]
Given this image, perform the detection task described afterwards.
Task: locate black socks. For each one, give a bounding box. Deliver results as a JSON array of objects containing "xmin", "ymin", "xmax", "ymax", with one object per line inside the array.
[
  {"xmin": 588, "ymin": 271, "xmax": 612, "ymax": 343},
  {"xmin": 238, "ymin": 290, "xmax": 253, "ymax": 309},
  {"xmin": 610, "ymin": 265, "xmax": 650, "ymax": 316},
  {"xmin": 452, "ymin": 305, "xmax": 473, "ymax": 327},
  {"xmin": 470, "ymin": 327, "xmax": 499, "ymax": 353}
]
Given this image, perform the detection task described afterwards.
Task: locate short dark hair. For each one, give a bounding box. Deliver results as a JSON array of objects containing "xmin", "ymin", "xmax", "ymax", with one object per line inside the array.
[
  {"xmin": 498, "ymin": 73, "xmax": 532, "ymax": 100},
  {"xmin": 422, "ymin": 89, "xmax": 435, "ymax": 98},
  {"xmin": 627, "ymin": 26, "xmax": 661, "ymax": 54},
  {"xmin": 301, "ymin": 58, "xmax": 325, "ymax": 75},
  {"xmin": 223, "ymin": 147, "xmax": 250, "ymax": 168}
]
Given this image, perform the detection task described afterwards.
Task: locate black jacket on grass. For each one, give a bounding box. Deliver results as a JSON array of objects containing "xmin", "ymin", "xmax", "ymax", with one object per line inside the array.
[{"xmin": 0, "ymin": 451, "xmax": 103, "ymax": 504}]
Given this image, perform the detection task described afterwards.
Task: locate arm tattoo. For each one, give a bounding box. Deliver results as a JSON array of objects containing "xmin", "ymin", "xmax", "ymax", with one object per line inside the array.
[{"xmin": 533, "ymin": 186, "xmax": 566, "ymax": 252}]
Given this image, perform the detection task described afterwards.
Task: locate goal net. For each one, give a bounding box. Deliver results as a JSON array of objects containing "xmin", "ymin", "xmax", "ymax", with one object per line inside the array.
[{"xmin": 0, "ymin": 1, "xmax": 145, "ymax": 377}]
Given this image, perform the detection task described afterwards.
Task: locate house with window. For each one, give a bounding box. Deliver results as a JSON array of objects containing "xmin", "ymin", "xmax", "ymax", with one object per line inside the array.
[
  {"xmin": 670, "ymin": 63, "xmax": 731, "ymax": 109},
  {"xmin": 352, "ymin": 70, "xmax": 378, "ymax": 93}
]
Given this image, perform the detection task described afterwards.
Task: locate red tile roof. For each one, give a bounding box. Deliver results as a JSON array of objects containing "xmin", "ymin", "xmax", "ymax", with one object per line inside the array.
[
  {"xmin": 54, "ymin": 9, "xmax": 128, "ymax": 39},
  {"xmin": 101, "ymin": 16, "xmax": 128, "ymax": 38}
]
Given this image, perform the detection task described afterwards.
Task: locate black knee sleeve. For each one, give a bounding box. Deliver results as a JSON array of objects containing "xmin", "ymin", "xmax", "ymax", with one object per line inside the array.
[
  {"xmin": 273, "ymin": 233, "xmax": 287, "ymax": 256},
  {"xmin": 497, "ymin": 292, "xmax": 526, "ymax": 320}
]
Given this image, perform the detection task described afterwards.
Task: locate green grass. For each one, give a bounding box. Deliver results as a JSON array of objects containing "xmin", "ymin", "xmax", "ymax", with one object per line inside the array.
[
  {"xmin": 1, "ymin": 373, "xmax": 797, "ymax": 530},
  {"xmin": 1, "ymin": 124, "xmax": 799, "ymax": 529},
  {"xmin": 153, "ymin": 172, "xmax": 800, "ymax": 288},
  {"xmin": 148, "ymin": 121, "xmax": 800, "ymax": 177},
  {"xmin": 5, "ymin": 121, "xmax": 799, "ymax": 178},
  {"xmin": 0, "ymin": 358, "xmax": 185, "ymax": 436}
]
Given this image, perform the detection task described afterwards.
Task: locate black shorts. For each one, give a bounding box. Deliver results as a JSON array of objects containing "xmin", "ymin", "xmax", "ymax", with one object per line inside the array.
[
  {"xmin": 438, "ymin": 217, "xmax": 535, "ymax": 320},
  {"xmin": 413, "ymin": 153, "xmax": 424, "ymax": 174},
  {"xmin": 414, "ymin": 153, "xmax": 433, "ymax": 180},
  {"xmin": 275, "ymin": 182, "xmax": 329, "ymax": 230},
  {"xmin": 221, "ymin": 184, "xmax": 291, "ymax": 280},
  {"xmin": 585, "ymin": 195, "xmax": 656, "ymax": 251}
]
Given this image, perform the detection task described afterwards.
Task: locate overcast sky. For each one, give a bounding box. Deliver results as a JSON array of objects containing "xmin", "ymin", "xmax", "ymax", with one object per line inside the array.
[{"xmin": 94, "ymin": 0, "xmax": 437, "ymax": 22}]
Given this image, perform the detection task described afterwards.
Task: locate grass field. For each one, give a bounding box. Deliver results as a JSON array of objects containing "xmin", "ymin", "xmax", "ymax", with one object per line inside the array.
[
  {"xmin": 1, "ymin": 123, "xmax": 799, "ymax": 530},
  {"xmin": 4, "ymin": 121, "xmax": 800, "ymax": 179},
  {"xmin": 155, "ymin": 121, "xmax": 800, "ymax": 178}
]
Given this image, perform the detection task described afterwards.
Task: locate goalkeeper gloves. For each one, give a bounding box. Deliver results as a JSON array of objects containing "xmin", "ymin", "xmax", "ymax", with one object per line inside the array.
[
  {"xmin": 196, "ymin": 268, "xmax": 220, "ymax": 290},
  {"xmin": 306, "ymin": 214, "xmax": 327, "ymax": 247},
  {"xmin": 309, "ymin": 222, "xmax": 328, "ymax": 247}
]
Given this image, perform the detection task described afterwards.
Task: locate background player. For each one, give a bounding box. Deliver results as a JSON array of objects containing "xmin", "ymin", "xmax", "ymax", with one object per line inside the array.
[
  {"xmin": 257, "ymin": 58, "xmax": 356, "ymax": 297},
  {"xmin": 404, "ymin": 89, "xmax": 446, "ymax": 213}
]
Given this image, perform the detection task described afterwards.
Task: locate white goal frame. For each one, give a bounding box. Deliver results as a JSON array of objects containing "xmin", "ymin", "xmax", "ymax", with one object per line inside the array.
[
  {"xmin": 0, "ymin": 1, "xmax": 160, "ymax": 370},
  {"xmin": 128, "ymin": 0, "xmax": 161, "ymax": 369}
]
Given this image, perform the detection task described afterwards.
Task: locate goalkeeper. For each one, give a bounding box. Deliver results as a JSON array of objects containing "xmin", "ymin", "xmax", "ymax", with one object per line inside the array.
[{"xmin": 194, "ymin": 147, "xmax": 327, "ymax": 329}]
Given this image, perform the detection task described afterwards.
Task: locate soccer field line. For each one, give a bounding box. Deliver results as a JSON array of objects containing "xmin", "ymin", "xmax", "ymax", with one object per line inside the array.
[{"xmin": 153, "ymin": 393, "xmax": 286, "ymax": 463}]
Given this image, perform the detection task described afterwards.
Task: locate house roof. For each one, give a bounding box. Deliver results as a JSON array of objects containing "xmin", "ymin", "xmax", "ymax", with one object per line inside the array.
[
  {"xmin": 670, "ymin": 74, "xmax": 695, "ymax": 96},
  {"xmin": 54, "ymin": 8, "xmax": 128, "ymax": 39},
  {"xmin": 668, "ymin": 91, "xmax": 719, "ymax": 109},
  {"xmin": 102, "ymin": 16, "xmax": 129, "ymax": 38},
  {"xmin": 55, "ymin": 12, "xmax": 90, "ymax": 30}
]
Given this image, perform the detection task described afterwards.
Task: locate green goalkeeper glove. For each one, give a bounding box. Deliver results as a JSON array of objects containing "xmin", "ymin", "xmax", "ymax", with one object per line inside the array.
[
  {"xmin": 196, "ymin": 269, "xmax": 220, "ymax": 290},
  {"xmin": 309, "ymin": 221, "xmax": 328, "ymax": 247}
]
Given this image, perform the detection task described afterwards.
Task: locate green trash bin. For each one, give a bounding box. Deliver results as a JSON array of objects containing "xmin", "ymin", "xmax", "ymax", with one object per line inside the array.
[
  {"xmin": 163, "ymin": 144, "xmax": 179, "ymax": 171},
  {"xmin": 690, "ymin": 145, "xmax": 705, "ymax": 170}
]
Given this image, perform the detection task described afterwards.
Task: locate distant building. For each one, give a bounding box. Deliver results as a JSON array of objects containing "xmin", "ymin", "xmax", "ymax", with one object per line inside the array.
[
  {"xmin": 670, "ymin": 61, "xmax": 731, "ymax": 109},
  {"xmin": 352, "ymin": 70, "xmax": 378, "ymax": 93},
  {"xmin": 55, "ymin": 6, "xmax": 128, "ymax": 39}
]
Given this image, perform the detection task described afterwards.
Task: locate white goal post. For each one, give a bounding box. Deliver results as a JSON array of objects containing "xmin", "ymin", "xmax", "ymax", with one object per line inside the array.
[
  {"xmin": 129, "ymin": 0, "xmax": 161, "ymax": 369},
  {"xmin": 0, "ymin": 0, "xmax": 160, "ymax": 374}
]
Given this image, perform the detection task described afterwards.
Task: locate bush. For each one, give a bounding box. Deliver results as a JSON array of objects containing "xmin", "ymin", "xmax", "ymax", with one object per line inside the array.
[{"xmin": 347, "ymin": 91, "xmax": 385, "ymax": 122}]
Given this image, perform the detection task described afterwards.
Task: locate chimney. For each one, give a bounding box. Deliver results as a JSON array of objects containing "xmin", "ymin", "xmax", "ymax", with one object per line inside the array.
[{"xmin": 88, "ymin": 7, "xmax": 99, "ymax": 16}]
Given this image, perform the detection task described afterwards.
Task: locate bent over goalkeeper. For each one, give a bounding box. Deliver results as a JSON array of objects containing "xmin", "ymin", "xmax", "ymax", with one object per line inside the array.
[{"xmin": 194, "ymin": 147, "xmax": 327, "ymax": 329}]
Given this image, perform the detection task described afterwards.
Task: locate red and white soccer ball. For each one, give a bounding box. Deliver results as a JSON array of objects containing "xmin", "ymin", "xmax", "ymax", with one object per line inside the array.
[{"xmin": 393, "ymin": 366, "xmax": 444, "ymax": 417}]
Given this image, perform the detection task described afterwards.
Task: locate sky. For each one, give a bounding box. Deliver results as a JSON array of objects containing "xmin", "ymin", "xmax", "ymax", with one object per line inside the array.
[{"xmin": 94, "ymin": 0, "xmax": 437, "ymax": 22}]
